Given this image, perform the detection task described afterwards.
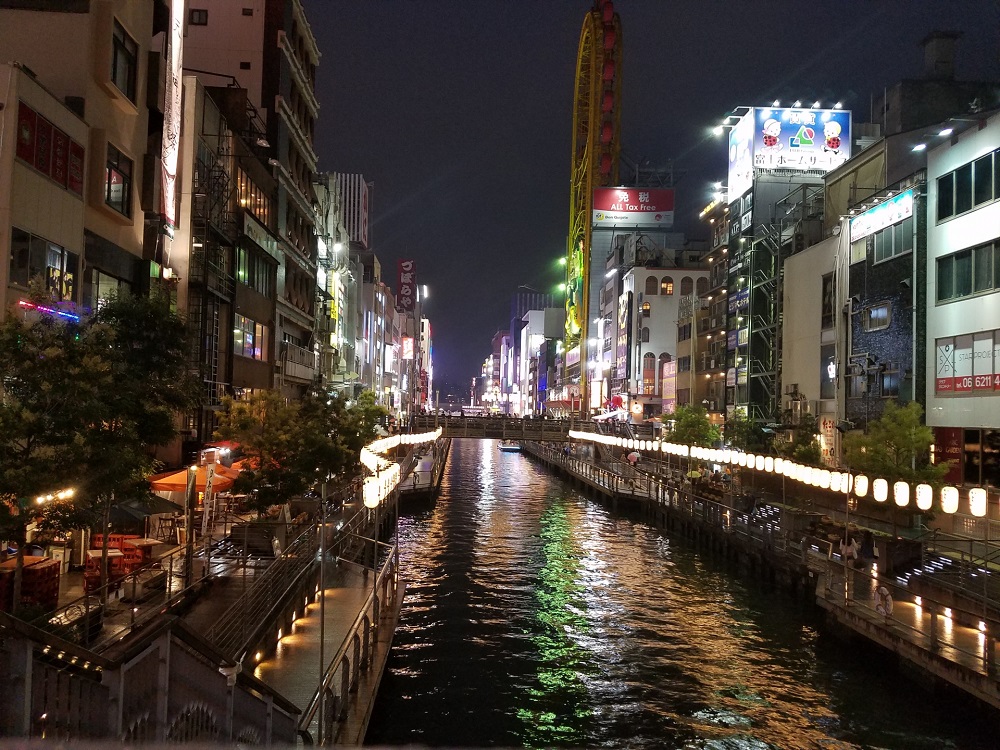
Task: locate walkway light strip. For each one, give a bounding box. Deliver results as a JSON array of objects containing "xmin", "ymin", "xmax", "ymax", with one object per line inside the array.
[{"xmin": 564, "ymin": 430, "xmax": 989, "ymax": 517}]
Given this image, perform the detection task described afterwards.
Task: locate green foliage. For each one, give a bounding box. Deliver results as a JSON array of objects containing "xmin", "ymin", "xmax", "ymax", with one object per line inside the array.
[
  {"xmin": 0, "ymin": 289, "xmax": 198, "ymax": 605},
  {"xmin": 725, "ymin": 409, "xmax": 771, "ymax": 452},
  {"xmin": 216, "ymin": 390, "xmax": 309, "ymax": 514},
  {"xmin": 351, "ymin": 390, "xmax": 391, "ymax": 444},
  {"xmin": 0, "ymin": 302, "xmax": 108, "ymax": 547},
  {"xmin": 774, "ymin": 413, "xmax": 822, "ymax": 464},
  {"xmin": 843, "ymin": 401, "xmax": 948, "ymax": 485},
  {"xmin": 667, "ymin": 404, "xmax": 721, "ymax": 448}
]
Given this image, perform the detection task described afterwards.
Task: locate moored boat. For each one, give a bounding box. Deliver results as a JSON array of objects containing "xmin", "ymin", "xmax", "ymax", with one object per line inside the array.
[{"xmin": 498, "ymin": 440, "xmax": 521, "ymax": 453}]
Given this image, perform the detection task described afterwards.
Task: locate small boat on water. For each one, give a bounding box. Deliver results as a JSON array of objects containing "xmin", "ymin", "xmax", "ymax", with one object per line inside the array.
[{"xmin": 498, "ymin": 440, "xmax": 522, "ymax": 453}]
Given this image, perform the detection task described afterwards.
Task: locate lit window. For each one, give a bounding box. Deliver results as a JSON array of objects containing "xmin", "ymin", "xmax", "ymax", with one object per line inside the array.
[
  {"xmin": 105, "ymin": 144, "xmax": 133, "ymax": 217},
  {"xmin": 661, "ymin": 277, "xmax": 674, "ymax": 295},
  {"xmin": 862, "ymin": 303, "xmax": 890, "ymax": 332}
]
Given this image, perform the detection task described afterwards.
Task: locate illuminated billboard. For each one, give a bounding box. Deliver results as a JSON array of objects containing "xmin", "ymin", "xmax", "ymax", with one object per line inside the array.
[
  {"xmin": 728, "ymin": 107, "xmax": 852, "ymax": 200},
  {"xmin": 593, "ymin": 187, "xmax": 674, "ymax": 228},
  {"xmin": 402, "ymin": 337, "xmax": 414, "ymax": 360},
  {"xmin": 849, "ymin": 189, "xmax": 914, "ymax": 243}
]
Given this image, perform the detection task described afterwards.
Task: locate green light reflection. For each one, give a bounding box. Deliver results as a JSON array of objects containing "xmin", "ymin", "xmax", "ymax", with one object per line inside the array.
[{"xmin": 516, "ymin": 500, "xmax": 594, "ymax": 747}]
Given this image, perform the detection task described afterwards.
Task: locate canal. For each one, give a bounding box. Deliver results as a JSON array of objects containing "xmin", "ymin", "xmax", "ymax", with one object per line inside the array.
[{"xmin": 366, "ymin": 438, "xmax": 996, "ymax": 749}]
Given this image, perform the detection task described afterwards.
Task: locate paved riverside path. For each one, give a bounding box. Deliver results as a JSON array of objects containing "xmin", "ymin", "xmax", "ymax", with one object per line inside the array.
[{"xmin": 251, "ymin": 564, "xmax": 373, "ymax": 711}]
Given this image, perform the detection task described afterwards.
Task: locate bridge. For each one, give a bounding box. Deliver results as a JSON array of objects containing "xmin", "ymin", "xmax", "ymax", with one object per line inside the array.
[{"xmin": 410, "ymin": 415, "xmax": 577, "ymax": 441}]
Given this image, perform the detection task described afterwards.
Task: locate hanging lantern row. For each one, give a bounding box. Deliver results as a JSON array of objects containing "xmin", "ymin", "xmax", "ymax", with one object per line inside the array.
[
  {"xmin": 566, "ymin": 430, "xmax": 989, "ymax": 516},
  {"xmin": 361, "ymin": 428, "xmax": 443, "ymax": 509}
]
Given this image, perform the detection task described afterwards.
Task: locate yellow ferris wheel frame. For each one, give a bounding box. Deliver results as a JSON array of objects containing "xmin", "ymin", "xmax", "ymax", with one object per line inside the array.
[{"xmin": 566, "ymin": 0, "xmax": 621, "ymax": 413}]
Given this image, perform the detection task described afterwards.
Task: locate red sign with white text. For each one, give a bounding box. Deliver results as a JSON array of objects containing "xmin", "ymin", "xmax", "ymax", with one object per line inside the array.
[{"xmin": 592, "ymin": 187, "xmax": 675, "ymax": 228}]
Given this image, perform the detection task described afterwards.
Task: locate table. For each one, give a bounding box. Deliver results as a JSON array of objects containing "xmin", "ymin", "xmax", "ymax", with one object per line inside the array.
[
  {"xmin": 127, "ymin": 538, "xmax": 164, "ymax": 562},
  {"xmin": 86, "ymin": 548, "xmax": 124, "ymax": 560}
]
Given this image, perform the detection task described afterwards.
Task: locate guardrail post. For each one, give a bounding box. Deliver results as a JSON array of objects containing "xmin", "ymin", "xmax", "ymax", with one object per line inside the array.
[
  {"xmin": 928, "ymin": 602, "xmax": 938, "ymax": 651},
  {"xmin": 985, "ymin": 623, "xmax": 995, "ymax": 675}
]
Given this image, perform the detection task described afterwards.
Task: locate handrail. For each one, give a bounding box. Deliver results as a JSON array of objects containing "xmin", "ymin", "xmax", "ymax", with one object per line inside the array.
[{"xmin": 296, "ymin": 544, "xmax": 399, "ymax": 744}]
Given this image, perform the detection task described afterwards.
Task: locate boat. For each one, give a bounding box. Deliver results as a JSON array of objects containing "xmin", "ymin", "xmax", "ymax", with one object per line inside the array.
[{"xmin": 498, "ymin": 440, "xmax": 522, "ymax": 453}]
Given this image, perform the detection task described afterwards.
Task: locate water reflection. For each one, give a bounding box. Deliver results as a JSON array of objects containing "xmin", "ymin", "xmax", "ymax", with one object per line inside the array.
[{"xmin": 366, "ymin": 439, "xmax": 995, "ymax": 749}]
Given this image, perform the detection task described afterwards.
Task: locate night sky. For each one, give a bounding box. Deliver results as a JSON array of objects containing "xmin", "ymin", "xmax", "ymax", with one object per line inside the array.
[{"xmin": 302, "ymin": 0, "xmax": 999, "ymax": 388}]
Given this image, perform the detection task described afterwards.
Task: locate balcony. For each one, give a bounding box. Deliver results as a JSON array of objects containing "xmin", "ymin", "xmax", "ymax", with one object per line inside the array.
[{"xmin": 280, "ymin": 342, "xmax": 316, "ymax": 383}]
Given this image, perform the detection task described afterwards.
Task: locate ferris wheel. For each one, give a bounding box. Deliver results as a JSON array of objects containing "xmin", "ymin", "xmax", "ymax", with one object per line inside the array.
[{"xmin": 565, "ymin": 0, "xmax": 621, "ymax": 405}]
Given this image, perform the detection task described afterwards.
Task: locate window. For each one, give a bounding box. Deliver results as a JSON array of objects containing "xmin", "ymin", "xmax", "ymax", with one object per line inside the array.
[
  {"xmin": 881, "ymin": 362, "xmax": 900, "ymax": 398},
  {"xmin": 974, "ymin": 154, "xmax": 994, "ymax": 206},
  {"xmin": 696, "ymin": 277, "xmax": 708, "ymax": 295},
  {"xmin": 111, "ymin": 20, "xmax": 137, "ymax": 102},
  {"xmin": 862, "ymin": 303, "xmax": 890, "ymax": 332},
  {"xmin": 640, "ymin": 327, "xmax": 650, "ymax": 343},
  {"xmin": 189, "ymin": 8, "xmax": 208, "ymax": 24},
  {"xmin": 645, "ymin": 276, "xmax": 659, "ymax": 296},
  {"xmin": 239, "ymin": 61, "xmax": 251, "ymax": 70},
  {"xmin": 937, "ymin": 241, "xmax": 1000, "ymax": 302},
  {"xmin": 242, "ymin": 7, "xmax": 254, "ymax": 15},
  {"xmin": 955, "ymin": 163, "xmax": 973, "ymax": 215},
  {"xmin": 680, "ymin": 276, "xmax": 693, "ymax": 295},
  {"xmin": 938, "ymin": 148, "xmax": 999, "ymax": 221},
  {"xmin": 873, "ymin": 216, "xmax": 913, "ymax": 263},
  {"xmin": 8, "ymin": 228, "xmax": 77, "ymax": 301},
  {"xmin": 105, "ymin": 144, "xmax": 132, "ymax": 216},
  {"xmin": 234, "ymin": 313, "xmax": 269, "ymax": 361},
  {"xmin": 641, "ymin": 301, "xmax": 650, "ymax": 318},
  {"xmin": 678, "ymin": 323, "xmax": 691, "ymax": 341},
  {"xmin": 236, "ymin": 246, "xmax": 274, "ymax": 297},
  {"xmin": 821, "ymin": 273, "xmax": 834, "ymax": 329},
  {"xmin": 661, "ymin": 277, "xmax": 674, "ymax": 295},
  {"xmin": 820, "ymin": 343, "xmax": 836, "ymax": 400},
  {"xmin": 677, "ymin": 356, "xmax": 691, "ymax": 372}
]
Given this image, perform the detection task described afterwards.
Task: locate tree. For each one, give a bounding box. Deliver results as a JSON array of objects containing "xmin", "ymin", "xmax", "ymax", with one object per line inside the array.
[
  {"xmin": 215, "ymin": 390, "xmax": 313, "ymax": 515},
  {"xmin": 725, "ymin": 408, "xmax": 771, "ymax": 452},
  {"xmin": 79, "ymin": 291, "xmax": 200, "ymax": 593},
  {"xmin": 350, "ymin": 390, "xmax": 391, "ymax": 444},
  {"xmin": 843, "ymin": 401, "xmax": 948, "ymax": 486},
  {"xmin": 667, "ymin": 404, "xmax": 721, "ymax": 448},
  {"xmin": 0, "ymin": 299, "xmax": 112, "ymax": 611},
  {"xmin": 774, "ymin": 413, "xmax": 822, "ymax": 465}
]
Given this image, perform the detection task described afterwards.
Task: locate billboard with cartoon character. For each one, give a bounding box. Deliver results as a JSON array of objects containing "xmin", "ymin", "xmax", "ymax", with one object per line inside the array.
[{"xmin": 752, "ymin": 107, "xmax": 851, "ymax": 172}]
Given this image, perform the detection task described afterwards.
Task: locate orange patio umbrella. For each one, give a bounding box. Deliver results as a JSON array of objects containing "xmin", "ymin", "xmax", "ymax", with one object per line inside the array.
[{"xmin": 149, "ymin": 465, "xmax": 235, "ymax": 493}]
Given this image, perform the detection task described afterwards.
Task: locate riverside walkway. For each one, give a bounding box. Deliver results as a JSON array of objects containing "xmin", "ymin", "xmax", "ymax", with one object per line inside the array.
[{"xmin": 523, "ymin": 439, "xmax": 1000, "ymax": 712}]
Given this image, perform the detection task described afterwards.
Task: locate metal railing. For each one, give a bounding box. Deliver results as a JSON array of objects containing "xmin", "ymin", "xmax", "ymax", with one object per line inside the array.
[{"xmin": 296, "ymin": 546, "xmax": 400, "ymax": 746}]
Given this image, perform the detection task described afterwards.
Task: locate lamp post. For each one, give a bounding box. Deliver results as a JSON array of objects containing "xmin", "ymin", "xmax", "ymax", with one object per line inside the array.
[{"xmin": 184, "ymin": 464, "xmax": 196, "ymax": 589}]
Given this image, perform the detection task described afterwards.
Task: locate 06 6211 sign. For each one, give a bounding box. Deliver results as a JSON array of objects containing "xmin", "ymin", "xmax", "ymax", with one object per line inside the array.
[{"xmin": 935, "ymin": 331, "xmax": 1000, "ymax": 394}]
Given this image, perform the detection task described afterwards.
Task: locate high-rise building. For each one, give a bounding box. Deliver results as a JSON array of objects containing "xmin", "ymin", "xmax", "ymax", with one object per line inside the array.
[{"xmin": 185, "ymin": 0, "xmax": 321, "ymax": 400}]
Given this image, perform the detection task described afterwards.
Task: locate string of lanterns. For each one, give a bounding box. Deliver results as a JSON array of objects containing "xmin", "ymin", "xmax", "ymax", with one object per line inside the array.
[
  {"xmin": 360, "ymin": 428, "xmax": 443, "ymax": 509},
  {"xmin": 567, "ymin": 430, "xmax": 987, "ymax": 517}
]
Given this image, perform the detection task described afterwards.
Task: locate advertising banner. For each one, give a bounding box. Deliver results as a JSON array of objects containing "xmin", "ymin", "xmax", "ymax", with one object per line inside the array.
[
  {"xmin": 616, "ymin": 291, "xmax": 632, "ymax": 381},
  {"xmin": 397, "ymin": 259, "xmax": 416, "ymax": 312},
  {"xmin": 16, "ymin": 100, "xmax": 36, "ymax": 163},
  {"xmin": 935, "ymin": 330, "xmax": 1000, "ymax": 393},
  {"xmin": 661, "ymin": 360, "xmax": 677, "ymax": 415},
  {"xmin": 593, "ymin": 187, "xmax": 674, "ymax": 228},
  {"xmin": 751, "ymin": 107, "xmax": 852, "ymax": 172},
  {"xmin": 849, "ymin": 189, "xmax": 914, "ymax": 243},
  {"xmin": 160, "ymin": 0, "xmax": 184, "ymax": 237},
  {"xmin": 402, "ymin": 337, "xmax": 414, "ymax": 360},
  {"xmin": 727, "ymin": 109, "xmax": 755, "ymax": 202}
]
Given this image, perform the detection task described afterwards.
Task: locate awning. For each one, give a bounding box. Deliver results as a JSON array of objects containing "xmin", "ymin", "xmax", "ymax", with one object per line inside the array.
[{"xmin": 149, "ymin": 466, "xmax": 235, "ymax": 493}]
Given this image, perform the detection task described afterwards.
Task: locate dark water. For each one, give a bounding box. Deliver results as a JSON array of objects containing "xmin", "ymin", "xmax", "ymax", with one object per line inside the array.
[{"xmin": 366, "ymin": 439, "xmax": 997, "ymax": 749}]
